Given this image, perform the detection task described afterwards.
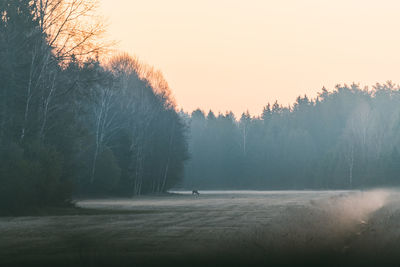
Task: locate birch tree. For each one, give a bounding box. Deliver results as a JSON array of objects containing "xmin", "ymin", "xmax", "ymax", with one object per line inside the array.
[{"xmin": 89, "ymin": 75, "xmax": 121, "ymax": 185}]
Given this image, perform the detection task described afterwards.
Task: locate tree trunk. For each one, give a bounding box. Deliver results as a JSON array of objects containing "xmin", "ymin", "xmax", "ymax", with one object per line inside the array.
[
  {"xmin": 161, "ymin": 122, "xmax": 175, "ymax": 192},
  {"xmin": 39, "ymin": 72, "xmax": 57, "ymax": 142},
  {"xmin": 20, "ymin": 53, "xmax": 36, "ymax": 142},
  {"xmin": 133, "ymin": 145, "xmax": 143, "ymax": 196},
  {"xmin": 90, "ymin": 143, "xmax": 99, "ymax": 184},
  {"xmin": 349, "ymin": 145, "xmax": 354, "ymax": 188}
]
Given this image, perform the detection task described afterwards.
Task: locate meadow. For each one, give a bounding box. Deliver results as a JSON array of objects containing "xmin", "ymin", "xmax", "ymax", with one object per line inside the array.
[{"xmin": 1, "ymin": 190, "xmax": 398, "ymax": 266}]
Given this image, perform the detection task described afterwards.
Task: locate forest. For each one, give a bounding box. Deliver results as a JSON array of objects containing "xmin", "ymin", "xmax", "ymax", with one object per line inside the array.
[
  {"xmin": 184, "ymin": 83, "xmax": 400, "ymax": 189},
  {"xmin": 4, "ymin": 2, "xmax": 400, "ymax": 267},
  {"xmin": 0, "ymin": 0, "xmax": 188, "ymax": 214},
  {"xmin": 2, "ymin": 0, "xmax": 400, "ymax": 215}
]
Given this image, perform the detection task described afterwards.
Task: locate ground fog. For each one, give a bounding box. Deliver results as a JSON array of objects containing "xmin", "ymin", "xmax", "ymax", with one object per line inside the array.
[{"xmin": 0, "ymin": 190, "xmax": 398, "ymax": 266}]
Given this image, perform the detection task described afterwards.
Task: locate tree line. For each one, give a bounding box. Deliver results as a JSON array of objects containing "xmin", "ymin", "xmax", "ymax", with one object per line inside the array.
[
  {"xmin": 183, "ymin": 83, "xmax": 400, "ymax": 190},
  {"xmin": 2, "ymin": 0, "xmax": 400, "ymax": 215},
  {"xmin": 0, "ymin": 0, "xmax": 188, "ymax": 214}
]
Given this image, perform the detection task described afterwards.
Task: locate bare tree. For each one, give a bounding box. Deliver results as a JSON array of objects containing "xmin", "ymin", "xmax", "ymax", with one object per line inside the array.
[
  {"xmin": 127, "ymin": 88, "xmax": 158, "ymax": 196},
  {"xmin": 20, "ymin": 36, "xmax": 52, "ymax": 141},
  {"xmin": 160, "ymin": 120, "xmax": 176, "ymax": 193},
  {"xmin": 108, "ymin": 54, "xmax": 177, "ymax": 195},
  {"xmin": 342, "ymin": 101, "xmax": 371, "ymax": 187},
  {"xmin": 34, "ymin": 0, "xmax": 109, "ymax": 62},
  {"xmin": 89, "ymin": 79, "xmax": 121, "ymax": 184},
  {"xmin": 19, "ymin": 0, "xmax": 109, "ymax": 142}
]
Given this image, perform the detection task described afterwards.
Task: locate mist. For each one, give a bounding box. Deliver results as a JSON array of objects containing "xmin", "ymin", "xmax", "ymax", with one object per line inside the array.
[
  {"xmin": 183, "ymin": 84, "xmax": 400, "ymax": 190},
  {"xmin": 2, "ymin": 1, "xmax": 400, "ymax": 267}
]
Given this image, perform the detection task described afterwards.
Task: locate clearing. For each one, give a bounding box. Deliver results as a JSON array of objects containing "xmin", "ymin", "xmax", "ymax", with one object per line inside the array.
[{"xmin": 0, "ymin": 190, "xmax": 398, "ymax": 266}]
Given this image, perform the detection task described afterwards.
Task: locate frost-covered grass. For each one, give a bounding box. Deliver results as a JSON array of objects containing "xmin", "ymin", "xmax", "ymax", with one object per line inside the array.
[{"xmin": 0, "ymin": 190, "xmax": 396, "ymax": 266}]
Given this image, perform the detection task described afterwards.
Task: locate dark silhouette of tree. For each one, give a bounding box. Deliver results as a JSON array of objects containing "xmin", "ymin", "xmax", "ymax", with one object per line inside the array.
[{"xmin": 0, "ymin": 0, "xmax": 188, "ymax": 213}]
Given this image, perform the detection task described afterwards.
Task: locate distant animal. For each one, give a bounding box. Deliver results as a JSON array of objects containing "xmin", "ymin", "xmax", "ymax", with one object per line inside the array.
[{"xmin": 192, "ymin": 190, "xmax": 200, "ymax": 196}]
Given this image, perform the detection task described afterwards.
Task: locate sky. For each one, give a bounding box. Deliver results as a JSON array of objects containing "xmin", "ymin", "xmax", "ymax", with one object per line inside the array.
[{"xmin": 99, "ymin": 0, "xmax": 400, "ymax": 116}]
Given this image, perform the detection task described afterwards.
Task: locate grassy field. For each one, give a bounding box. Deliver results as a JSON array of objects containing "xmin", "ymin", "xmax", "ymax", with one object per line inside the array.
[{"xmin": 0, "ymin": 190, "xmax": 399, "ymax": 266}]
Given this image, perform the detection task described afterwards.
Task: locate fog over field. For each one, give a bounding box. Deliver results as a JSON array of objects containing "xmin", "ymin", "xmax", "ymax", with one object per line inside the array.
[
  {"xmin": 3, "ymin": 1, "xmax": 400, "ymax": 266},
  {"xmin": 2, "ymin": 190, "xmax": 400, "ymax": 266}
]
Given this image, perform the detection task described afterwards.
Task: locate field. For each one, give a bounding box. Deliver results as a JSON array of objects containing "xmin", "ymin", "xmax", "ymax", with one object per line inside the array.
[{"xmin": 1, "ymin": 190, "xmax": 400, "ymax": 266}]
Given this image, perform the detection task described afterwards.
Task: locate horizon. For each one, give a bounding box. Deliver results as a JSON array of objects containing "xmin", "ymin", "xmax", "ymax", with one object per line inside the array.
[
  {"xmin": 100, "ymin": 0, "xmax": 400, "ymax": 116},
  {"xmin": 3, "ymin": 1, "xmax": 400, "ymax": 266}
]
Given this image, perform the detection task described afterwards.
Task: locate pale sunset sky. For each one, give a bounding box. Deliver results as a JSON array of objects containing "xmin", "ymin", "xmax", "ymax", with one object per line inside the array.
[{"xmin": 99, "ymin": 0, "xmax": 400, "ymax": 116}]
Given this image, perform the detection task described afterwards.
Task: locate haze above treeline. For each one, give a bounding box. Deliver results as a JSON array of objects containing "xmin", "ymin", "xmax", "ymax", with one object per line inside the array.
[
  {"xmin": 1, "ymin": 0, "xmax": 400, "ymax": 215},
  {"xmin": 99, "ymin": 0, "xmax": 400, "ymax": 117}
]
